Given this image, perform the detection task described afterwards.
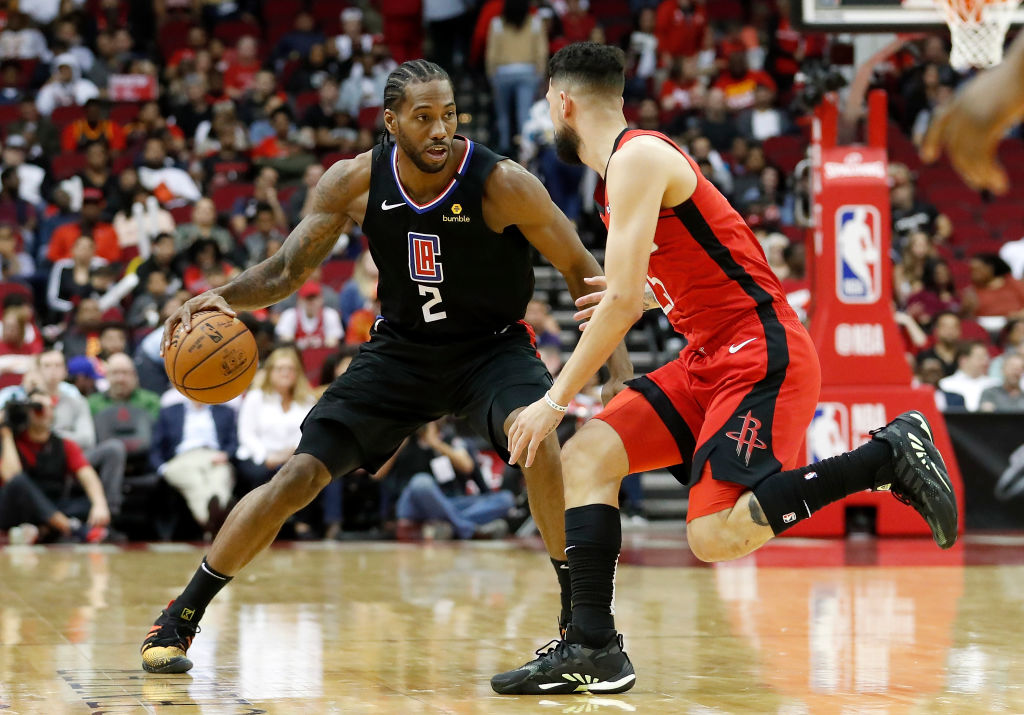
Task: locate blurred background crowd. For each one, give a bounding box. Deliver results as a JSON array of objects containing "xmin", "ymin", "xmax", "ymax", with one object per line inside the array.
[{"xmin": 0, "ymin": 0, "xmax": 1021, "ymax": 545}]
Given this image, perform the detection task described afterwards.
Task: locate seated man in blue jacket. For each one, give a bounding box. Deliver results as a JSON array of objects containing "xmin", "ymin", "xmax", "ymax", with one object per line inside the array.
[{"xmin": 151, "ymin": 398, "xmax": 238, "ymax": 536}]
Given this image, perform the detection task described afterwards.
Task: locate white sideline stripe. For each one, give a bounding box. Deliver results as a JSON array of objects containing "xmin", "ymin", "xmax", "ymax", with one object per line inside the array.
[{"xmin": 586, "ymin": 674, "xmax": 637, "ymax": 692}]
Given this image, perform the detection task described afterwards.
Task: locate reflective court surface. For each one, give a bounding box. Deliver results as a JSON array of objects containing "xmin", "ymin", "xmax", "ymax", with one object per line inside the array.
[{"xmin": 3, "ymin": 531, "xmax": 1024, "ymax": 714}]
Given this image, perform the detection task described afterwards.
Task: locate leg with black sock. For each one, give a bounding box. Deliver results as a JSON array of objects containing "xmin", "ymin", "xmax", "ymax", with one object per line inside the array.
[
  {"xmin": 752, "ymin": 439, "xmax": 892, "ymax": 535},
  {"xmin": 551, "ymin": 557, "xmax": 572, "ymax": 629},
  {"xmin": 565, "ymin": 503, "xmax": 622, "ymax": 648},
  {"xmin": 170, "ymin": 557, "xmax": 233, "ymax": 624}
]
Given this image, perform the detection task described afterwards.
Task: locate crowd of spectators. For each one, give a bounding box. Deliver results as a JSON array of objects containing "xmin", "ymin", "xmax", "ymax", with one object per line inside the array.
[{"xmin": 0, "ymin": 0, "xmax": 1022, "ymax": 543}]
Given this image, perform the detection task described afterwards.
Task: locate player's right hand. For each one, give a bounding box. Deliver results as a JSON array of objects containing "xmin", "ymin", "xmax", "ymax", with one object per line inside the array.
[{"xmin": 162, "ymin": 292, "xmax": 237, "ymax": 356}]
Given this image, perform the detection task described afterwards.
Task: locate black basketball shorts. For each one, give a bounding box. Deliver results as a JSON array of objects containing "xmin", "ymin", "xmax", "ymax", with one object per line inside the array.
[{"xmin": 295, "ymin": 320, "xmax": 552, "ymax": 477}]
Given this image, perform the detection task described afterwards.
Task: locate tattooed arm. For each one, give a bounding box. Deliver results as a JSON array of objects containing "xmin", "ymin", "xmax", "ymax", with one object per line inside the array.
[{"xmin": 162, "ymin": 153, "xmax": 371, "ymax": 345}]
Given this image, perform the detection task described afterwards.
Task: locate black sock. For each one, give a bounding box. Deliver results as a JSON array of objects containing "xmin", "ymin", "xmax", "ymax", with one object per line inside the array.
[
  {"xmin": 551, "ymin": 557, "xmax": 572, "ymax": 628},
  {"xmin": 565, "ymin": 504, "xmax": 621, "ymax": 648},
  {"xmin": 751, "ymin": 439, "xmax": 892, "ymax": 535},
  {"xmin": 171, "ymin": 557, "xmax": 233, "ymax": 624}
]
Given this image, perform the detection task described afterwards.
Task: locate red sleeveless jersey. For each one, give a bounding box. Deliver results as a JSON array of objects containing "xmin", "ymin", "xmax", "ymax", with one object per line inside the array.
[{"xmin": 598, "ymin": 129, "xmax": 797, "ymax": 348}]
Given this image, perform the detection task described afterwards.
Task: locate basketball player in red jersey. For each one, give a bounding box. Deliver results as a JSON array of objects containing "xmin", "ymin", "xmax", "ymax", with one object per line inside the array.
[{"xmin": 491, "ymin": 42, "xmax": 958, "ymax": 695}]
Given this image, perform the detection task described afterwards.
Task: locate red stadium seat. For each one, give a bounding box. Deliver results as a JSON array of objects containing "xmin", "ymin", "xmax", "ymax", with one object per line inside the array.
[
  {"xmin": 158, "ymin": 21, "xmax": 194, "ymax": 61},
  {"xmin": 50, "ymin": 153, "xmax": 87, "ymax": 180},
  {"xmin": 0, "ymin": 282, "xmax": 32, "ymax": 307},
  {"xmin": 357, "ymin": 105, "xmax": 381, "ymax": 130},
  {"xmin": 169, "ymin": 205, "xmax": 194, "ymax": 225},
  {"xmin": 311, "ymin": 0, "xmax": 349, "ymax": 28},
  {"xmin": 0, "ymin": 373, "xmax": 22, "ymax": 389},
  {"xmin": 214, "ymin": 19, "xmax": 262, "ymax": 45},
  {"xmin": 949, "ymin": 223, "xmax": 993, "ymax": 246},
  {"xmin": 293, "ymin": 90, "xmax": 320, "ymax": 118},
  {"xmin": 50, "ymin": 104, "xmax": 85, "ymax": 129},
  {"xmin": 320, "ymin": 259, "xmax": 354, "ymax": 290},
  {"xmin": 0, "ymin": 104, "xmax": 20, "ymax": 128},
  {"xmin": 936, "ymin": 203, "xmax": 975, "ymax": 228},
  {"xmin": 321, "ymin": 152, "xmax": 357, "ymax": 169},
  {"xmin": 211, "ymin": 184, "xmax": 253, "ymax": 213},
  {"xmin": 981, "ymin": 201, "xmax": 1024, "ymax": 228},
  {"xmin": 110, "ymin": 103, "xmax": 140, "ymax": 125}
]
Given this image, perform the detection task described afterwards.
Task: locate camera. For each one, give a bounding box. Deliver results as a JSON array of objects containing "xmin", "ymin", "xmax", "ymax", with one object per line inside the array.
[
  {"xmin": 3, "ymin": 399, "xmax": 34, "ymax": 433},
  {"xmin": 790, "ymin": 61, "xmax": 848, "ymax": 115}
]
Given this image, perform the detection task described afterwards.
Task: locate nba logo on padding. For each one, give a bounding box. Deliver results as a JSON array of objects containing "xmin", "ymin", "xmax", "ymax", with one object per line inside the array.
[
  {"xmin": 807, "ymin": 402, "xmax": 849, "ymax": 463},
  {"xmin": 835, "ymin": 205, "xmax": 881, "ymax": 304},
  {"xmin": 408, "ymin": 232, "xmax": 443, "ymax": 283}
]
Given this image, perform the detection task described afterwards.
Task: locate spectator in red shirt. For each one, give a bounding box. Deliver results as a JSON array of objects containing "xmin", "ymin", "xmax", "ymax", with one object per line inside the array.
[
  {"xmin": 0, "ymin": 388, "xmax": 111, "ymax": 542},
  {"xmin": 167, "ymin": 26, "xmax": 209, "ymax": 70},
  {"xmin": 224, "ymin": 36, "xmax": 262, "ymax": 99},
  {"xmin": 713, "ymin": 52, "xmax": 777, "ymax": 112},
  {"xmin": 252, "ymin": 106, "xmax": 296, "ymax": 160},
  {"xmin": 655, "ymin": 0, "xmax": 707, "ymax": 64},
  {"xmin": 46, "ymin": 188, "xmax": 121, "ymax": 264},
  {"xmin": 964, "ymin": 254, "xmax": 1024, "ymax": 321},
  {"xmin": 560, "ymin": 0, "xmax": 596, "ymax": 44},
  {"xmin": 0, "ymin": 295, "xmax": 42, "ymax": 380},
  {"xmin": 60, "ymin": 98, "xmax": 126, "ymax": 153}
]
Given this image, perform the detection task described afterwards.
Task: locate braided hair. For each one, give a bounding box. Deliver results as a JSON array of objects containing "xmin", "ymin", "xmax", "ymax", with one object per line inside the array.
[{"xmin": 380, "ymin": 59, "xmax": 453, "ymax": 145}]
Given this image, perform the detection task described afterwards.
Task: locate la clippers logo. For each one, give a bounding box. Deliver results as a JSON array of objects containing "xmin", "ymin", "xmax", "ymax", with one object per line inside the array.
[
  {"xmin": 408, "ymin": 232, "xmax": 443, "ymax": 283},
  {"xmin": 726, "ymin": 411, "xmax": 767, "ymax": 465},
  {"xmin": 835, "ymin": 205, "xmax": 882, "ymax": 304},
  {"xmin": 807, "ymin": 402, "xmax": 849, "ymax": 463}
]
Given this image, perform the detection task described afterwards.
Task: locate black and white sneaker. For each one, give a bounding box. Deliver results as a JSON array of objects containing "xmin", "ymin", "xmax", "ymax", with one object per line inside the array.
[
  {"xmin": 490, "ymin": 626, "xmax": 636, "ymax": 695},
  {"xmin": 870, "ymin": 410, "xmax": 958, "ymax": 549}
]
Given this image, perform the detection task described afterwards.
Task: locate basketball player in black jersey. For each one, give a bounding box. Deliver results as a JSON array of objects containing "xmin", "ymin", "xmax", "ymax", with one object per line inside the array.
[{"xmin": 139, "ymin": 60, "xmax": 632, "ymax": 674}]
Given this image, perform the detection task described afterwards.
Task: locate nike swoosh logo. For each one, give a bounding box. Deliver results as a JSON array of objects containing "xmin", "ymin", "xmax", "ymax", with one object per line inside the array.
[
  {"xmin": 381, "ymin": 200, "xmax": 405, "ymax": 211},
  {"xmin": 729, "ymin": 338, "xmax": 757, "ymax": 354},
  {"xmin": 539, "ymin": 682, "xmax": 570, "ymax": 690}
]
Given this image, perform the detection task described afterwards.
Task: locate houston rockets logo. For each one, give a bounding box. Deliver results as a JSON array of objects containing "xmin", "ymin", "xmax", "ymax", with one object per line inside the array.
[
  {"xmin": 726, "ymin": 411, "xmax": 767, "ymax": 465},
  {"xmin": 835, "ymin": 205, "xmax": 882, "ymax": 304}
]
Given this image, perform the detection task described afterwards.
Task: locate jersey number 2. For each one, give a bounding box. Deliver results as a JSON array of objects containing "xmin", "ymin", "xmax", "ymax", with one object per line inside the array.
[
  {"xmin": 418, "ymin": 285, "xmax": 447, "ymax": 322},
  {"xmin": 409, "ymin": 232, "xmax": 447, "ymax": 323}
]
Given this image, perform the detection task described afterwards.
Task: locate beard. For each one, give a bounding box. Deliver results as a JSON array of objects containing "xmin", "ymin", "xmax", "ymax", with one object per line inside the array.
[
  {"xmin": 553, "ymin": 124, "xmax": 583, "ymax": 166},
  {"xmin": 396, "ymin": 131, "xmax": 450, "ymax": 174}
]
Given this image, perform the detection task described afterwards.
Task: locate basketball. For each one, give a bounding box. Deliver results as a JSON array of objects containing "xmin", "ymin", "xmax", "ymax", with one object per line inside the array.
[{"xmin": 164, "ymin": 310, "xmax": 258, "ymax": 404}]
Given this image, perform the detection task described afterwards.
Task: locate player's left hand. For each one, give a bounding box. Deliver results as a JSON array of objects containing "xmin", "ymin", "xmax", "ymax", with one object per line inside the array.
[
  {"xmin": 573, "ymin": 276, "xmax": 607, "ymax": 331},
  {"xmin": 507, "ymin": 398, "xmax": 564, "ymax": 467}
]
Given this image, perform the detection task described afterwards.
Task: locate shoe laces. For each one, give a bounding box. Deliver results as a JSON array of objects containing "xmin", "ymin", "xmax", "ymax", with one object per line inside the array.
[
  {"xmin": 146, "ymin": 618, "xmax": 200, "ymax": 650},
  {"xmin": 534, "ymin": 638, "xmax": 573, "ymax": 665}
]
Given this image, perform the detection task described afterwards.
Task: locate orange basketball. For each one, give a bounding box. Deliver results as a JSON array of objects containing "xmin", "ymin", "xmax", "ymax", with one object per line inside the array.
[{"xmin": 164, "ymin": 310, "xmax": 258, "ymax": 404}]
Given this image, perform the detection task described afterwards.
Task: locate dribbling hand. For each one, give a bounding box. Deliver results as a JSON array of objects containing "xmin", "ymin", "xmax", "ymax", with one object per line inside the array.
[{"xmin": 161, "ymin": 292, "xmax": 237, "ymax": 357}]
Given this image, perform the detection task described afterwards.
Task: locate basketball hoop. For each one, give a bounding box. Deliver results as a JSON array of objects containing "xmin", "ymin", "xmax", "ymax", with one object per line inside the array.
[{"xmin": 935, "ymin": 0, "xmax": 1023, "ymax": 70}]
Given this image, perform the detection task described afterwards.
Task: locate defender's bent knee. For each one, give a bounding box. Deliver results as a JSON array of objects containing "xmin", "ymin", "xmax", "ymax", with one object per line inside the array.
[{"xmin": 686, "ymin": 512, "xmax": 750, "ymax": 563}]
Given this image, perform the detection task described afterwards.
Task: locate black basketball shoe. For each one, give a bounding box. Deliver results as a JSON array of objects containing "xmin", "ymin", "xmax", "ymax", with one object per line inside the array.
[
  {"xmin": 870, "ymin": 410, "xmax": 958, "ymax": 549},
  {"xmin": 140, "ymin": 602, "xmax": 199, "ymax": 673},
  {"xmin": 490, "ymin": 626, "xmax": 636, "ymax": 695}
]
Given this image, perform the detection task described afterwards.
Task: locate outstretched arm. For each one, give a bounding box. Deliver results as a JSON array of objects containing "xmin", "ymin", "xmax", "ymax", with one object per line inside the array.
[
  {"xmin": 486, "ymin": 161, "xmax": 633, "ymax": 395},
  {"xmin": 508, "ymin": 140, "xmax": 693, "ymax": 466},
  {"xmin": 162, "ymin": 154, "xmax": 369, "ymax": 347}
]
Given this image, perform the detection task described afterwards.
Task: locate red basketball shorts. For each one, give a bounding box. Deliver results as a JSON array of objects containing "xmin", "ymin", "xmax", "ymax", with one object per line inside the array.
[{"xmin": 595, "ymin": 316, "xmax": 821, "ymax": 521}]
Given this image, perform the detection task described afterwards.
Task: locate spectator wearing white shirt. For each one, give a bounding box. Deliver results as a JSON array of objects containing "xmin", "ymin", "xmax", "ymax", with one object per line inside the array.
[
  {"xmin": 35, "ymin": 54, "xmax": 99, "ymax": 117},
  {"xmin": 235, "ymin": 348, "xmax": 316, "ymax": 496},
  {"xmin": 275, "ymin": 282, "xmax": 343, "ymax": 351},
  {"xmin": 736, "ymin": 84, "xmax": 792, "ymax": 142},
  {"xmin": 150, "ymin": 398, "xmax": 238, "ymax": 535},
  {"xmin": 938, "ymin": 341, "xmax": 1000, "ymax": 411},
  {"xmin": 0, "ymin": 12, "xmax": 52, "ymax": 61}
]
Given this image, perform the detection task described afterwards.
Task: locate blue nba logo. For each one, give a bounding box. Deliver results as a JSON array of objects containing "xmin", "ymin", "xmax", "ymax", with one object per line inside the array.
[
  {"xmin": 806, "ymin": 402, "xmax": 849, "ymax": 463},
  {"xmin": 835, "ymin": 205, "xmax": 882, "ymax": 304}
]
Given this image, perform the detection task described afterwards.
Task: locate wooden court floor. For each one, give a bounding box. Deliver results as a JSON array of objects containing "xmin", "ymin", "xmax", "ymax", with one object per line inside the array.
[{"xmin": 3, "ymin": 531, "xmax": 1024, "ymax": 714}]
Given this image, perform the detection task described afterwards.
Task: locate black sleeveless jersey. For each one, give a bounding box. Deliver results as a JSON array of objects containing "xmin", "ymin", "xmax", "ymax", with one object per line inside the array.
[{"xmin": 361, "ymin": 136, "xmax": 534, "ymax": 342}]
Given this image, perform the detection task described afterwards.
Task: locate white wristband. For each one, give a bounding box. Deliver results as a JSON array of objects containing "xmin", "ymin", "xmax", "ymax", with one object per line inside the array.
[{"xmin": 544, "ymin": 391, "xmax": 568, "ymax": 413}]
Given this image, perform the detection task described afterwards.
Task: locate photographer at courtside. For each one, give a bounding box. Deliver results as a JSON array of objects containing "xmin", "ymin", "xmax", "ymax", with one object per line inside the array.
[{"xmin": 0, "ymin": 389, "xmax": 111, "ymax": 543}]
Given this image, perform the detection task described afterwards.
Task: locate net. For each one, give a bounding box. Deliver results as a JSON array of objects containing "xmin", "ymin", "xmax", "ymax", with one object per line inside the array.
[{"xmin": 934, "ymin": 0, "xmax": 1023, "ymax": 69}]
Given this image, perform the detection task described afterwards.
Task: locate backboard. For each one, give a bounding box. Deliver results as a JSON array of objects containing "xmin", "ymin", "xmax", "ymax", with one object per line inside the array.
[{"xmin": 796, "ymin": 0, "xmax": 1024, "ymax": 31}]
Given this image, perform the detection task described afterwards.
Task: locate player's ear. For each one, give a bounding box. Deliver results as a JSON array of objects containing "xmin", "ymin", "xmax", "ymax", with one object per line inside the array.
[
  {"xmin": 383, "ymin": 108, "xmax": 397, "ymax": 136},
  {"xmin": 559, "ymin": 91, "xmax": 571, "ymax": 120}
]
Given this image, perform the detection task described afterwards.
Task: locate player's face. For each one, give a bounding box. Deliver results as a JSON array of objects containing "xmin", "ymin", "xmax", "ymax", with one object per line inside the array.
[
  {"xmin": 546, "ymin": 81, "xmax": 583, "ymax": 166},
  {"xmin": 392, "ymin": 80, "xmax": 457, "ymax": 174}
]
